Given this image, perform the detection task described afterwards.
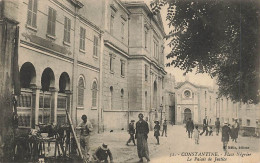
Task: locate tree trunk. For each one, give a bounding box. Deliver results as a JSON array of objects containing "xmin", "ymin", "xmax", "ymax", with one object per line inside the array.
[{"xmin": 0, "ymin": 18, "xmax": 18, "ymax": 162}]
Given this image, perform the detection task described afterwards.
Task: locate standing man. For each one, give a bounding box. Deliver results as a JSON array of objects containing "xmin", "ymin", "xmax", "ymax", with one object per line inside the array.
[
  {"xmin": 162, "ymin": 120, "xmax": 167, "ymax": 137},
  {"xmin": 222, "ymin": 121, "xmax": 231, "ymax": 151},
  {"xmin": 233, "ymin": 118, "xmax": 240, "ymax": 142},
  {"xmin": 200, "ymin": 116, "xmax": 209, "ymax": 136},
  {"xmin": 76, "ymin": 114, "xmax": 93, "ymax": 161},
  {"xmin": 215, "ymin": 118, "xmax": 220, "ymax": 136},
  {"xmin": 135, "ymin": 113, "xmax": 150, "ymax": 162},
  {"xmin": 126, "ymin": 120, "xmax": 136, "ymax": 146},
  {"xmin": 186, "ymin": 118, "xmax": 194, "ymax": 138}
]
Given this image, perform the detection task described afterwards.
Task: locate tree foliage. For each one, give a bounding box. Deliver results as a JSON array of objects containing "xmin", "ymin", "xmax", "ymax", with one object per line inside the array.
[{"xmin": 151, "ymin": 0, "xmax": 260, "ymax": 104}]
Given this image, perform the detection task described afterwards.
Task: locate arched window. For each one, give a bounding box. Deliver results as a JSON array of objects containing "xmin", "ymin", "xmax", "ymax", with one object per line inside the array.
[
  {"xmin": 78, "ymin": 77, "xmax": 85, "ymax": 106},
  {"xmin": 92, "ymin": 81, "xmax": 98, "ymax": 107},
  {"xmin": 109, "ymin": 86, "xmax": 113, "ymax": 109},
  {"xmin": 121, "ymin": 89, "xmax": 124, "ymax": 110}
]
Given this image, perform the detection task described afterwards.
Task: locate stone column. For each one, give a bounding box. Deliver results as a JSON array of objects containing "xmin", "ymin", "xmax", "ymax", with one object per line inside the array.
[
  {"xmin": 50, "ymin": 87, "xmax": 58, "ymax": 125},
  {"xmin": 31, "ymin": 85, "xmax": 40, "ymax": 129}
]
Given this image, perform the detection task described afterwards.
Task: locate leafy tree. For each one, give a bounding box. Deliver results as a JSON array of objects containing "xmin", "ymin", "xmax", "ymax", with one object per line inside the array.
[{"xmin": 151, "ymin": 0, "xmax": 260, "ymax": 104}]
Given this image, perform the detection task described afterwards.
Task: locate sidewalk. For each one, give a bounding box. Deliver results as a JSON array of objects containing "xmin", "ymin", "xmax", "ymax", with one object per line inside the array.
[{"xmin": 88, "ymin": 129, "xmax": 168, "ymax": 162}]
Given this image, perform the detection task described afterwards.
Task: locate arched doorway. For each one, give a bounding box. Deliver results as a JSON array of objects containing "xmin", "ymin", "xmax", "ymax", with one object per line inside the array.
[
  {"xmin": 18, "ymin": 62, "xmax": 37, "ymax": 128},
  {"xmin": 20, "ymin": 62, "xmax": 36, "ymax": 88},
  {"xmin": 58, "ymin": 72, "xmax": 70, "ymax": 125},
  {"xmin": 41, "ymin": 67, "xmax": 55, "ymax": 91},
  {"xmin": 59, "ymin": 72, "xmax": 70, "ymax": 93},
  {"xmin": 184, "ymin": 108, "xmax": 192, "ymax": 123},
  {"xmin": 40, "ymin": 68, "xmax": 55, "ymax": 124}
]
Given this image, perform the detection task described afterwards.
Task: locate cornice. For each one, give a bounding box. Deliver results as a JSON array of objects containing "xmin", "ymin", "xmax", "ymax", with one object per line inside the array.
[{"xmin": 20, "ymin": 40, "xmax": 74, "ymax": 63}]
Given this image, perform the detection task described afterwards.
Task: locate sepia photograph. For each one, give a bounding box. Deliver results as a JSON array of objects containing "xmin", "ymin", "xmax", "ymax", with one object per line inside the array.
[{"xmin": 0, "ymin": 0, "xmax": 259, "ymax": 162}]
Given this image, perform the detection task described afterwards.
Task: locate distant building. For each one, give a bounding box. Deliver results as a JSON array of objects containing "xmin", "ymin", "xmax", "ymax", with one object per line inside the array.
[{"xmin": 173, "ymin": 78, "xmax": 260, "ymax": 135}]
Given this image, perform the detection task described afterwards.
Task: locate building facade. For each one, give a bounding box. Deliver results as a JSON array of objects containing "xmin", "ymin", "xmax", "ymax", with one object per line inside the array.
[
  {"xmin": 101, "ymin": 0, "xmax": 167, "ymax": 130},
  {"xmin": 4, "ymin": 0, "xmax": 103, "ymax": 132},
  {"xmin": 173, "ymin": 79, "xmax": 260, "ymax": 135},
  {"xmin": 0, "ymin": 0, "xmax": 168, "ymax": 132}
]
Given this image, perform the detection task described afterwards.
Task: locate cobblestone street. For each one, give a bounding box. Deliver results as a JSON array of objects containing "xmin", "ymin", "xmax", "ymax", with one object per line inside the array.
[{"xmin": 88, "ymin": 125, "xmax": 260, "ymax": 163}]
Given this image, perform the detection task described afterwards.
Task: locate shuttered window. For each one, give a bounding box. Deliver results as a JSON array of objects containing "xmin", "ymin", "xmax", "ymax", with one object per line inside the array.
[
  {"xmin": 93, "ymin": 36, "xmax": 98, "ymax": 56},
  {"xmin": 78, "ymin": 78, "xmax": 84, "ymax": 106},
  {"xmin": 47, "ymin": 7, "xmax": 56, "ymax": 36},
  {"xmin": 80, "ymin": 27, "xmax": 86, "ymax": 50},
  {"xmin": 64, "ymin": 17, "xmax": 71, "ymax": 43},
  {"xmin": 92, "ymin": 82, "xmax": 97, "ymax": 107},
  {"xmin": 27, "ymin": 0, "xmax": 38, "ymax": 28}
]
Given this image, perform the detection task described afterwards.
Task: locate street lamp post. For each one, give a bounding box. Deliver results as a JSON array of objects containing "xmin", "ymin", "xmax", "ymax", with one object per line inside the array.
[{"xmin": 160, "ymin": 104, "xmax": 163, "ymax": 124}]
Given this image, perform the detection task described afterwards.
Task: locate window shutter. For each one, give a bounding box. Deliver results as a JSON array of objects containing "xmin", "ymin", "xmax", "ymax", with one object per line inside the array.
[
  {"xmin": 68, "ymin": 18, "xmax": 71, "ymax": 42},
  {"xmin": 52, "ymin": 9, "xmax": 56, "ymax": 36},
  {"xmin": 47, "ymin": 8, "xmax": 52, "ymax": 34}
]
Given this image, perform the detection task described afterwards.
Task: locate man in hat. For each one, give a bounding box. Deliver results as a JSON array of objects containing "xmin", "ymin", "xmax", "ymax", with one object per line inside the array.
[
  {"xmin": 135, "ymin": 113, "xmax": 150, "ymax": 162},
  {"xmin": 93, "ymin": 143, "xmax": 113, "ymax": 163},
  {"xmin": 126, "ymin": 120, "xmax": 136, "ymax": 146},
  {"xmin": 186, "ymin": 118, "xmax": 194, "ymax": 138},
  {"xmin": 200, "ymin": 116, "xmax": 209, "ymax": 136},
  {"xmin": 221, "ymin": 121, "xmax": 231, "ymax": 151},
  {"xmin": 215, "ymin": 118, "xmax": 220, "ymax": 136},
  {"xmin": 162, "ymin": 120, "xmax": 167, "ymax": 137},
  {"xmin": 76, "ymin": 114, "xmax": 93, "ymax": 160},
  {"xmin": 154, "ymin": 120, "xmax": 160, "ymax": 145},
  {"xmin": 233, "ymin": 118, "xmax": 240, "ymax": 142}
]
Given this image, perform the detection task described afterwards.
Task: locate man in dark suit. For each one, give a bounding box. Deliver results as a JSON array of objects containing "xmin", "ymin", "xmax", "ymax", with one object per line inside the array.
[
  {"xmin": 186, "ymin": 118, "xmax": 194, "ymax": 138},
  {"xmin": 215, "ymin": 118, "xmax": 220, "ymax": 136},
  {"xmin": 200, "ymin": 116, "xmax": 209, "ymax": 136},
  {"xmin": 222, "ymin": 121, "xmax": 231, "ymax": 151},
  {"xmin": 126, "ymin": 120, "xmax": 136, "ymax": 146},
  {"xmin": 135, "ymin": 113, "xmax": 150, "ymax": 162}
]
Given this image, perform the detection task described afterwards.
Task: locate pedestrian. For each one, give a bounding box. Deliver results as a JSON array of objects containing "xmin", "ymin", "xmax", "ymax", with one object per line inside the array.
[
  {"xmin": 93, "ymin": 143, "xmax": 113, "ymax": 163},
  {"xmin": 135, "ymin": 113, "xmax": 150, "ymax": 162},
  {"xmin": 200, "ymin": 116, "xmax": 209, "ymax": 136},
  {"xmin": 215, "ymin": 118, "xmax": 220, "ymax": 136},
  {"xmin": 126, "ymin": 120, "xmax": 136, "ymax": 146},
  {"xmin": 154, "ymin": 121, "xmax": 160, "ymax": 145},
  {"xmin": 208, "ymin": 126, "xmax": 213, "ymax": 136},
  {"xmin": 76, "ymin": 114, "xmax": 93, "ymax": 161},
  {"xmin": 186, "ymin": 118, "xmax": 194, "ymax": 138},
  {"xmin": 194, "ymin": 125, "xmax": 200, "ymax": 144},
  {"xmin": 162, "ymin": 120, "xmax": 167, "ymax": 137},
  {"xmin": 233, "ymin": 118, "xmax": 240, "ymax": 142},
  {"xmin": 230, "ymin": 125, "xmax": 236, "ymax": 141},
  {"xmin": 221, "ymin": 121, "xmax": 231, "ymax": 151}
]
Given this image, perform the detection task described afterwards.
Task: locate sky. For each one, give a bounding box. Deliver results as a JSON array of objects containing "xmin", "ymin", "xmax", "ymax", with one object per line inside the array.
[{"xmin": 128, "ymin": 0, "xmax": 215, "ymax": 87}]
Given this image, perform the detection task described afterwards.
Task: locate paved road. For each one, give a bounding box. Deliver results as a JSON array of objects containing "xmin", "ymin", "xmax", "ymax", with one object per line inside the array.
[{"xmin": 147, "ymin": 125, "xmax": 260, "ymax": 163}]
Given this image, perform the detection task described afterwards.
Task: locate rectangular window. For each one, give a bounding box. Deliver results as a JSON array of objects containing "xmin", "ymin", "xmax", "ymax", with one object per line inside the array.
[
  {"xmin": 27, "ymin": 0, "xmax": 38, "ymax": 28},
  {"xmin": 110, "ymin": 54, "xmax": 114, "ymax": 73},
  {"xmin": 110, "ymin": 15, "xmax": 114, "ymax": 35},
  {"xmin": 47, "ymin": 7, "xmax": 56, "ymax": 36},
  {"xmin": 63, "ymin": 17, "xmax": 71, "ymax": 43},
  {"xmin": 121, "ymin": 60, "xmax": 125, "ymax": 77},
  {"xmin": 145, "ymin": 65, "xmax": 148, "ymax": 81},
  {"xmin": 145, "ymin": 28, "xmax": 148, "ymax": 48},
  {"xmin": 93, "ymin": 36, "xmax": 98, "ymax": 56},
  {"xmin": 80, "ymin": 27, "xmax": 86, "ymax": 51},
  {"xmin": 247, "ymin": 119, "xmax": 250, "ymax": 126},
  {"xmin": 121, "ymin": 22, "xmax": 125, "ymax": 41}
]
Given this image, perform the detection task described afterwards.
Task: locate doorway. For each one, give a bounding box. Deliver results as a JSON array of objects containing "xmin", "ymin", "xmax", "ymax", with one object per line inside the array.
[{"xmin": 184, "ymin": 108, "xmax": 192, "ymax": 124}]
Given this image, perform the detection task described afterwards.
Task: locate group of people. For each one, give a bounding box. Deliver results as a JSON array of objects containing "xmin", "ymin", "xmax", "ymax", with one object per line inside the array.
[
  {"xmin": 221, "ymin": 118, "xmax": 240, "ymax": 151},
  {"xmin": 126, "ymin": 113, "xmax": 168, "ymax": 162},
  {"xmin": 76, "ymin": 114, "xmax": 113, "ymax": 163},
  {"xmin": 184, "ymin": 116, "xmax": 240, "ymax": 151}
]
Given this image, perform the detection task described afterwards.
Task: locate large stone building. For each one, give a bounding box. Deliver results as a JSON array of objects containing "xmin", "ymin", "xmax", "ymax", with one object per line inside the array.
[
  {"xmin": 0, "ymin": 0, "xmax": 167, "ymax": 132},
  {"xmin": 101, "ymin": 0, "xmax": 166, "ymax": 130}
]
